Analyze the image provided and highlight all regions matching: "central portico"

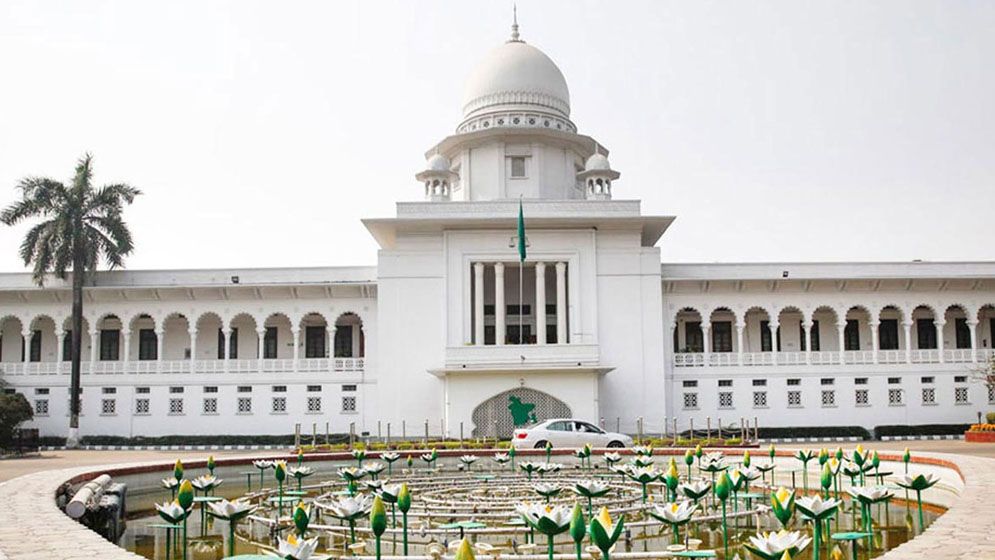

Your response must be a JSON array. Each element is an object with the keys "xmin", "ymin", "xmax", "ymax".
[{"xmin": 365, "ymin": 22, "xmax": 671, "ymax": 437}]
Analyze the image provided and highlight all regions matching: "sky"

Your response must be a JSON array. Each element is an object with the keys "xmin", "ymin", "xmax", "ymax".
[{"xmin": 0, "ymin": 0, "xmax": 993, "ymax": 273}]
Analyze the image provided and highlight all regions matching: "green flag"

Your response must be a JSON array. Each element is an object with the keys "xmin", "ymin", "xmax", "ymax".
[{"xmin": 517, "ymin": 199, "xmax": 526, "ymax": 262}]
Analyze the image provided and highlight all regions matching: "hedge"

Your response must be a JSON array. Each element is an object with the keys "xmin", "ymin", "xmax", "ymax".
[{"xmin": 757, "ymin": 426, "xmax": 872, "ymax": 440}]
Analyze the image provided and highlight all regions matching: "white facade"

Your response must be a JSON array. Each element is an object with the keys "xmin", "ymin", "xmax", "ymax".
[{"xmin": 2, "ymin": 25, "xmax": 994, "ymax": 439}]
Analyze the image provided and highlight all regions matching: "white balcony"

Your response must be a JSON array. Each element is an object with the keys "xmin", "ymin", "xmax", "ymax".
[
  {"xmin": 441, "ymin": 343, "xmax": 603, "ymax": 374},
  {"xmin": 0, "ymin": 357, "xmax": 365, "ymax": 376},
  {"xmin": 673, "ymin": 348, "xmax": 992, "ymax": 368}
]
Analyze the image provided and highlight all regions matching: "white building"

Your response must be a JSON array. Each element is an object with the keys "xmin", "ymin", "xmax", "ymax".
[{"xmin": 2, "ymin": 24, "xmax": 994, "ymax": 440}]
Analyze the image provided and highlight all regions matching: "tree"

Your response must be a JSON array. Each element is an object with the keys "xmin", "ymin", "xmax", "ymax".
[
  {"xmin": 970, "ymin": 354, "xmax": 995, "ymax": 421},
  {"xmin": 1, "ymin": 154, "xmax": 140, "ymax": 447},
  {"xmin": 0, "ymin": 391, "xmax": 33, "ymax": 452}
]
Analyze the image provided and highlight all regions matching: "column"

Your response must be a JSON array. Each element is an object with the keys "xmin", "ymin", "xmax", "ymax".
[
  {"xmin": 257, "ymin": 328, "xmax": 266, "ymax": 373},
  {"xmin": 329, "ymin": 327, "xmax": 337, "ymax": 370},
  {"xmin": 473, "ymin": 262, "xmax": 485, "ymax": 345},
  {"xmin": 292, "ymin": 327, "xmax": 301, "ymax": 366},
  {"xmin": 535, "ymin": 262, "xmax": 547, "ymax": 344},
  {"xmin": 21, "ymin": 330, "xmax": 31, "ymax": 362},
  {"xmin": 188, "ymin": 328, "xmax": 197, "ymax": 375},
  {"xmin": 494, "ymin": 262, "xmax": 506, "ymax": 346},
  {"xmin": 969, "ymin": 320, "xmax": 979, "ymax": 363},
  {"xmin": 121, "ymin": 331, "xmax": 130, "ymax": 373},
  {"xmin": 702, "ymin": 322, "xmax": 711, "ymax": 367},
  {"xmin": 669, "ymin": 323, "xmax": 677, "ymax": 364},
  {"xmin": 837, "ymin": 323, "xmax": 847, "ymax": 365},
  {"xmin": 155, "ymin": 327, "xmax": 164, "ymax": 373},
  {"xmin": 555, "ymin": 262, "xmax": 567, "ymax": 344},
  {"xmin": 903, "ymin": 321, "xmax": 913, "ymax": 364},
  {"xmin": 222, "ymin": 327, "xmax": 231, "ymax": 373},
  {"xmin": 89, "ymin": 329, "xmax": 99, "ymax": 370},
  {"xmin": 736, "ymin": 324, "xmax": 745, "ymax": 366},
  {"xmin": 936, "ymin": 320, "xmax": 946, "ymax": 363},
  {"xmin": 802, "ymin": 321, "xmax": 812, "ymax": 365},
  {"xmin": 55, "ymin": 329, "xmax": 64, "ymax": 373},
  {"xmin": 769, "ymin": 320, "xmax": 779, "ymax": 364},
  {"xmin": 870, "ymin": 321, "xmax": 880, "ymax": 364}
]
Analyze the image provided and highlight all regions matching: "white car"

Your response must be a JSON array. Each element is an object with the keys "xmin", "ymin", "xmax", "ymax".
[{"xmin": 511, "ymin": 418, "xmax": 633, "ymax": 450}]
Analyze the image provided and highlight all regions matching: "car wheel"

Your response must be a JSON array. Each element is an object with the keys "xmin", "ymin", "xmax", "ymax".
[
  {"xmin": 607, "ymin": 440, "xmax": 625, "ymax": 448},
  {"xmin": 534, "ymin": 440, "xmax": 549, "ymax": 449}
]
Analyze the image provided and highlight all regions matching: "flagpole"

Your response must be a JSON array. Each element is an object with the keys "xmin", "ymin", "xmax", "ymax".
[{"xmin": 519, "ymin": 259, "xmax": 524, "ymax": 345}]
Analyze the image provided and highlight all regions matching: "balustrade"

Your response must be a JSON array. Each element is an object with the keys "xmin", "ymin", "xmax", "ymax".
[{"xmin": 0, "ymin": 357, "xmax": 365, "ymax": 376}]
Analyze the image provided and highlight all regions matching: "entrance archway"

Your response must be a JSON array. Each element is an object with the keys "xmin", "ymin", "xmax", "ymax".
[{"xmin": 471, "ymin": 388, "xmax": 571, "ymax": 438}]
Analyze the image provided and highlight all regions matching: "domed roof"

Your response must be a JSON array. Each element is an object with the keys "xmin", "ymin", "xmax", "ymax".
[
  {"xmin": 585, "ymin": 153, "xmax": 611, "ymax": 171},
  {"xmin": 461, "ymin": 40, "xmax": 570, "ymax": 120},
  {"xmin": 426, "ymin": 153, "xmax": 451, "ymax": 172}
]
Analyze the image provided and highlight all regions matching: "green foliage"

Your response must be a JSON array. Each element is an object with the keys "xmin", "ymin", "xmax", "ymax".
[
  {"xmin": 0, "ymin": 393, "xmax": 33, "ymax": 451},
  {"xmin": 986, "ymin": 412, "xmax": 995, "ymax": 424},
  {"xmin": 873, "ymin": 424, "xmax": 971, "ymax": 438}
]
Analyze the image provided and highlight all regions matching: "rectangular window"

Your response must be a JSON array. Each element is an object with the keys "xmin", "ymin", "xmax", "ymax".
[
  {"xmin": 101, "ymin": 399, "xmax": 116, "ymax": 415},
  {"xmin": 507, "ymin": 304, "xmax": 531, "ymax": 316},
  {"xmin": 916, "ymin": 318, "xmax": 937, "ymax": 349},
  {"xmin": 809, "ymin": 320, "xmax": 821, "ymax": 351},
  {"xmin": 821, "ymin": 378, "xmax": 835, "ymax": 385},
  {"xmin": 272, "ymin": 397, "xmax": 287, "ymax": 413},
  {"xmin": 787, "ymin": 390, "xmax": 802, "ymax": 407},
  {"xmin": 879, "ymin": 319, "xmax": 899, "ymax": 350},
  {"xmin": 169, "ymin": 386, "xmax": 184, "ymax": 394},
  {"xmin": 334, "ymin": 326, "xmax": 353, "ymax": 357},
  {"xmin": 760, "ymin": 320, "xmax": 773, "ymax": 352},
  {"xmin": 682, "ymin": 392, "xmax": 698, "ymax": 409},
  {"xmin": 855, "ymin": 389, "xmax": 869, "ymax": 406},
  {"xmin": 682, "ymin": 380, "xmax": 698, "ymax": 388},
  {"xmin": 753, "ymin": 391, "xmax": 768, "ymax": 408},
  {"xmin": 888, "ymin": 388, "xmax": 904, "ymax": 406},
  {"xmin": 855, "ymin": 377, "xmax": 868, "ymax": 385},
  {"xmin": 922, "ymin": 387, "xmax": 936, "ymax": 405},
  {"xmin": 888, "ymin": 377, "xmax": 902, "ymax": 384},
  {"xmin": 307, "ymin": 385, "xmax": 322, "ymax": 392},
  {"xmin": 921, "ymin": 376, "xmax": 934, "ymax": 384},
  {"xmin": 712, "ymin": 321, "xmax": 733, "ymax": 352},
  {"xmin": 34, "ymin": 399, "xmax": 49, "ymax": 415},
  {"xmin": 237, "ymin": 386, "xmax": 252, "ymax": 393},
  {"xmin": 844, "ymin": 320, "xmax": 860, "ymax": 351},
  {"xmin": 102, "ymin": 387, "xmax": 116, "ymax": 394},
  {"xmin": 264, "ymin": 327, "xmax": 278, "ymax": 359},
  {"xmin": 955, "ymin": 387, "xmax": 969, "ymax": 404},
  {"xmin": 169, "ymin": 398, "xmax": 184, "ymax": 415},
  {"xmin": 136, "ymin": 386, "xmax": 150, "ymax": 394},
  {"xmin": 218, "ymin": 328, "xmax": 238, "ymax": 359},
  {"xmin": 787, "ymin": 378, "xmax": 801, "ymax": 386},
  {"xmin": 955, "ymin": 318, "xmax": 971, "ymax": 349},
  {"xmin": 135, "ymin": 398, "xmax": 150, "ymax": 415},
  {"xmin": 506, "ymin": 324, "xmax": 532, "ymax": 345},
  {"xmin": 305, "ymin": 326, "xmax": 326, "ymax": 358},
  {"xmin": 203, "ymin": 398, "xmax": 218, "ymax": 414},
  {"xmin": 752, "ymin": 379, "xmax": 766, "ymax": 387},
  {"xmin": 204, "ymin": 386, "xmax": 218, "ymax": 393},
  {"xmin": 546, "ymin": 323, "xmax": 558, "ymax": 345},
  {"xmin": 138, "ymin": 329, "xmax": 157, "ymax": 360},
  {"xmin": 718, "ymin": 379, "xmax": 733, "ymax": 387},
  {"xmin": 34, "ymin": 388, "xmax": 49, "ymax": 395},
  {"xmin": 954, "ymin": 376, "xmax": 968, "ymax": 383},
  {"xmin": 99, "ymin": 329, "xmax": 120, "ymax": 361},
  {"xmin": 339, "ymin": 396, "xmax": 354, "ymax": 413},
  {"xmin": 718, "ymin": 392, "xmax": 733, "ymax": 409},
  {"xmin": 510, "ymin": 156, "xmax": 527, "ymax": 178},
  {"xmin": 237, "ymin": 397, "xmax": 252, "ymax": 414},
  {"xmin": 29, "ymin": 330, "xmax": 41, "ymax": 362},
  {"xmin": 484, "ymin": 325, "xmax": 496, "ymax": 346},
  {"xmin": 272, "ymin": 385, "xmax": 287, "ymax": 393},
  {"xmin": 308, "ymin": 396, "xmax": 323, "ymax": 412},
  {"xmin": 821, "ymin": 390, "xmax": 836, "ymax": 407},
  {"xmin": 684, "ymin": 322, "xmax": 703, "ymax": 353}
]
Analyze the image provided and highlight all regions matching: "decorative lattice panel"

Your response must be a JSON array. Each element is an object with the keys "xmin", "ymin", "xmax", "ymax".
[{"xmin": 471, "ymin": 387, "xmax": 571, "ymax": 439}]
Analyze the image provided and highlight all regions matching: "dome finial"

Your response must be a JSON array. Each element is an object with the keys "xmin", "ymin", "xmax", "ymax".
[{"xmin": 510, "ymin": 4, "xmax": 521, "ymax": 42}]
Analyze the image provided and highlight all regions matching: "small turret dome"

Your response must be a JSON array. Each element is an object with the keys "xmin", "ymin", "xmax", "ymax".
[
  {"xmin": 585, "ymin": 153, "xmax": 611, "ymax": 171},
  {"xmin": 427, "ymin": 153, "xmax": 451, "ymax": 172}
]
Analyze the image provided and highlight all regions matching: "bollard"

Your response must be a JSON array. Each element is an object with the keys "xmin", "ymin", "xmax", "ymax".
[
  {"xmin": 637, "ymin": 417, "xmax": 643, "ymax": 444},
  {"xmin": 294, "ymin": 423, "xmax": 301, "ymax": 449},
  {"xmin": 377, "ymin": 420, "xmax": 382, "ymax": 442},
  {"xmin": 753, "ymin": 417, "xmax": 759, "ymax": 443},
  {"xmin": 402, "ymin": 420, "xmax": 406, "ymax": 440},
  {"xmin": 706, "ymin": 416, "xmax": 711, "ymax": 442},
  {"xmin": 349, "ymin": 422, "xmax": 356, "ymax": 448},
  {"xmin": 325, "ymin": 422, "xmax": 330, "ymax": 445},
  {"xmin": 460, "ymin": 422, "xmax": 464, "ymax": 447},
  {"xmin": 424, "ymin": 419, "xmax": 429, "ymax": 443},
  {"xmin": 387, "ymin": 423, "xmax": 392, "ymax": 448},
  {"xmin": 616, "ymin": 417, "xmax": 621, "ymax": 432},
  {"xmin": 718, "ymin": 418, "xmax": 722, "ymax": 440},
  {"xmin": 689, "ymin": 418, "xmax": 694, "ymax": 442},
  {"xmin": 312, "ymin": 422, "xmax": 317, "ymax": 446},
  {"xmin": 672, "ymin": 417, "xmax": 678, "ymax": 445}
]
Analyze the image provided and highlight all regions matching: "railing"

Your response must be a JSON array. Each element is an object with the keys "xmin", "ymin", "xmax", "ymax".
[
  {"xmin": 0, "ymin": 357, "xmax": 365, "ymax": 376},
  {"xmin": 673, "ymin": 348, "xmax": 992, "ymax": 367}
]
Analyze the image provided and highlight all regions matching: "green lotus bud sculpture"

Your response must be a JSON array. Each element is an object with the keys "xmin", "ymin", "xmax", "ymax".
[
  {"xmin": 715, "ymin": 471, "xmax": 732, "ymax": 558},
  {"xmin": 293, "ymin": 501, "xmax": 310, "ymax": 537},
  {"xmin": 455, "ymin": 538, "xmax": 475, "ymax": 560},
  {"xmin": 206, "ymin": 455, "xmax": 216, "ymax": 476},
  {"xmin": 743, "ymin": 450, "xmax": 752, "ymax": 468},
  {"xmin": 663, "ymin": 458, "xmax": 680, "ymax": 502},
  {"xmin": 771, "ymin": 487, "xmax": 795, "ymax": 528},
  {"xmin": 569, "ymin": 503, "xmax": 586, "ymax": 560},
  {"xmin": 274, "ymin": 460, "xmax": 288, "ymax": 519},
  {"xmin": 589, "ymin": 507, "xmax": 625, "ymax": 560},
  {"xmin": 176, "ymin": 479, "xmax": 194, "ymax": 560},
  {"xmin": 398, "ymin": 483, "xmax": 412, "ymax": 555},
  {"xmin": 174, "ymin": 459, "xmax": 184, "ymax": 483},
  {"xmin": 370, "ymin": 495, "xmax": 388, "ymax": 560}
]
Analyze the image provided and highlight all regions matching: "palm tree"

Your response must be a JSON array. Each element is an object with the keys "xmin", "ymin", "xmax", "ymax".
[{"xmin": 1, "ymin": 154, "xmax": 140, "ymax": 447}]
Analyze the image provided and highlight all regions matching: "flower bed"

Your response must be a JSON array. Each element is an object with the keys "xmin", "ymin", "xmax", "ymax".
[{"xmin": 965, "ymin": 424, "xmax": 995, "ymax": 442}]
